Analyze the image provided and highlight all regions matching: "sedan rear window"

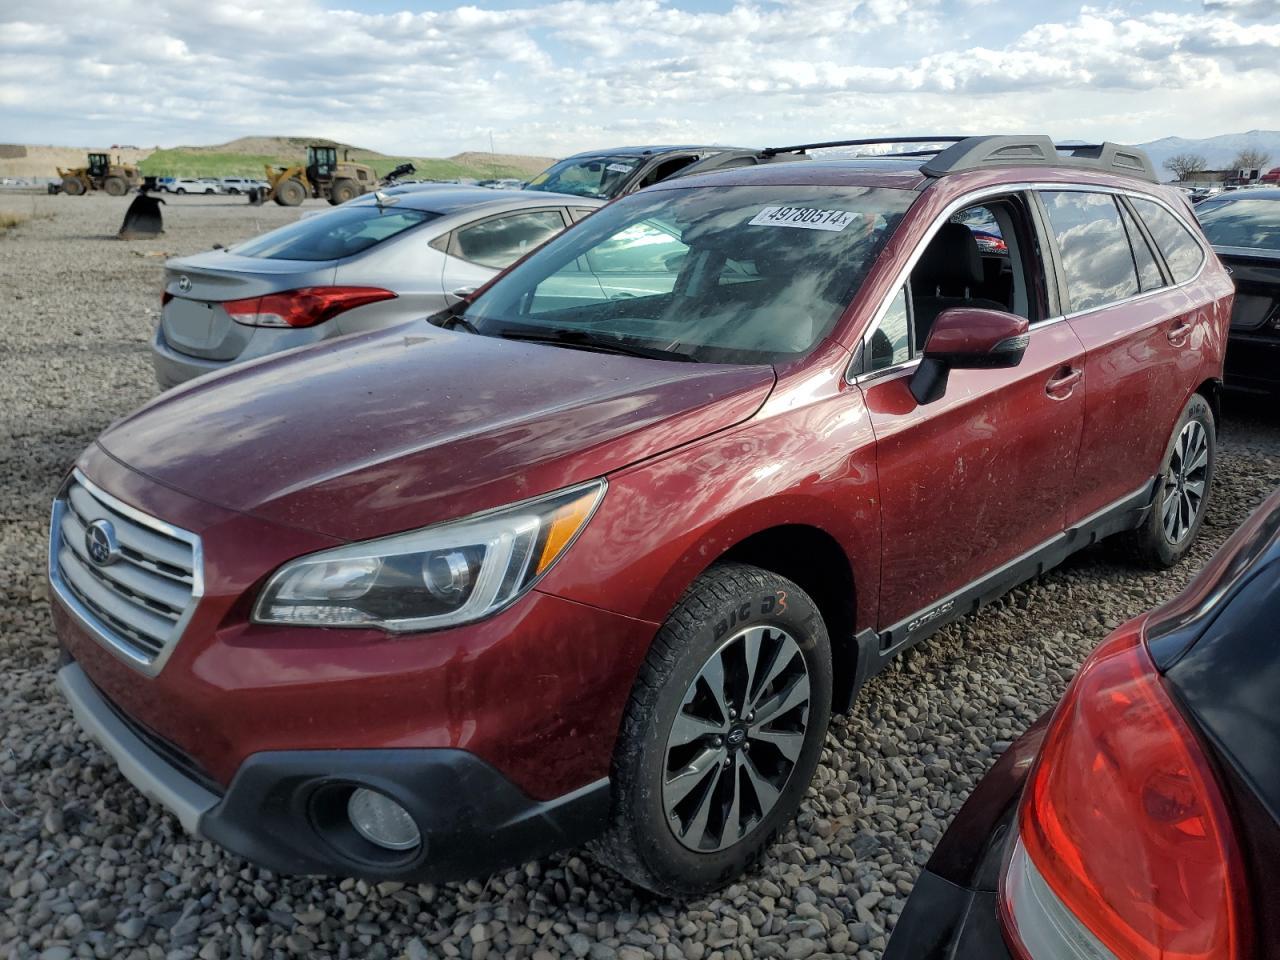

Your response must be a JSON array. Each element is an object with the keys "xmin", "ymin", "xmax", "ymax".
[
  {"xmin": 464, "ymin": 184, "xmax": 914, "ymax": 364},
  {"xmin": 1196, "ymin": 198, "xmax": 1280, "ymax": 253},
  {"xmin": 232, "ymin": 206, "xmax": 439, "ymax": 261}
]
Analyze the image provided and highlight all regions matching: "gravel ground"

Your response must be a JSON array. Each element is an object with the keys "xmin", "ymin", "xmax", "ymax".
[{"xmin": 2, "ymin": 192, "xmax": 1279, "ymax": 960}]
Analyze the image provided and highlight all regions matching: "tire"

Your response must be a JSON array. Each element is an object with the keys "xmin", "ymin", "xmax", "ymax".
[
  {"xmin": 103, "ymin": 176, "xmax": 128, "ymax": 197},
  {"xmin": 329, "ymin": 178, "xmax": 358, "ymax": 205},
  {"xmin": 176, "ymin": 188, "xmax": 187, "ymax": 195},
  {"xmin": 227, "ymin": 188, "xmax": 240, "ymax": 195},
  {"xmin": 62, "ymin": 177, "xmax": 85, "ymax": 196},
  {"xmin": 276, "ymin": 178, "xmax": 306, "ymax": 206},
  {"xmin": 1120, "ymin": 393, "xmax": 1215, "ymax": 567},
  {"xmin": 591, "ymin": 562, "xmax": 832, "ymax": 896}
]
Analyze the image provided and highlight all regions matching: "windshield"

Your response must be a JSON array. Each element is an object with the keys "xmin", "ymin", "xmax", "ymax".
[
  {"xmin": 524, "ymin": 156, "xmax": 641, "ymax": 199},
  {"xmin": 1198, "ymin": 198, "xmax": 1280, "ymax": 252},
  {"xmin": 463, "ymin": 184, "xmax": 915, "ymax": 364},
  {"xmin": 231, "ymin": 205, "xmax": 439, "ymax": 261}
]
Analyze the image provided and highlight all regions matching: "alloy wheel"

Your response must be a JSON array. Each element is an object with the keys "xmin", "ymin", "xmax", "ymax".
[
  {"xmin": 662, "ymin": 626, "xmax": 810, "ymax": 852},
  {"xmin": 1161, "ymin": 419, "xmax": 1209, "ymax": 544}
]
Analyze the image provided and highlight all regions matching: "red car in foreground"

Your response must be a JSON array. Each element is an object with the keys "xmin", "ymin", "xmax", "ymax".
[
  {"xmin": 885, "ymin": 487, "xmax": 1280, "ymax": 960},
  {"xmin": 49, "ymin": 135, "xmax": 1233, "ymax": 894}
]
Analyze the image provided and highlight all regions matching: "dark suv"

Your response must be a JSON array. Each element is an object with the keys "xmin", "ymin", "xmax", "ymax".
[
  {"xmin": 523, "ymin": 144, "xmax": 797, "ymax": 200},
  {"xmin": 49, "ymin": 136, "xmax": 1234, "ymax": 895}
]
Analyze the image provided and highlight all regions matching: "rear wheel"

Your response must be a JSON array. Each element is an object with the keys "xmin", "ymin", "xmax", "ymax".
[
  {"xmin": 176, "ymin": 187, "xmax": 187, "ymax": 195},
  {"xmin": 275, "ymin": 178, "xmax": 306, "ymax": 206},
  {"xmin": 103, "ymin": 176, "xmax": 128, "ymax": 197},
  {"xmin": 1121, "ymin": 393, "xmax": 1215, "ymax": 567},
  {"xmin": 61, "ymin": 177, "xmax": 85, "ymax": 196},
  {"xmin": 329, "ymin": 178, "xmax": 358, "ymax": 205},
  {"xmin": 591, "ymin": 563, "xmax": 832, "ymax": 895}
]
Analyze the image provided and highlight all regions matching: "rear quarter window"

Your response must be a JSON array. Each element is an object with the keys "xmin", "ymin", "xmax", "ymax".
[{"xmin": 1131, "ymin": 197, "xmax": 1206, "ymax": 283}]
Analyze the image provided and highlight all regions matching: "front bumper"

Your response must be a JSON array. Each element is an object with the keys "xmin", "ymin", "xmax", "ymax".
[
  {"xmin": 58, "ymin": 662, "xmax": 610, "ymax": 881},
  {"xmin": 883, "ymin": 716, "xmax": 1048, "ymax": 960}
]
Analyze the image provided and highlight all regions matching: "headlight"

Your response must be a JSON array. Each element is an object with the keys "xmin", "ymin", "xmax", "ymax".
[{"xmin": 252, "ymin": 480, "xmax": 605, "ymax": 631}]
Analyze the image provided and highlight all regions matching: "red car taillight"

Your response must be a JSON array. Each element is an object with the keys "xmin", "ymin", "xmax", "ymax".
[
  {"xmin": 161, "ymin": 291, "xmax": 174, "ymax": 307},
  {"xmin": 1000, "ymin": 623, "xmax": 1249, "ymax": 960},
  {"xmin": 223, "ymin": 287, "xmax": 397, "ymax": 329}
]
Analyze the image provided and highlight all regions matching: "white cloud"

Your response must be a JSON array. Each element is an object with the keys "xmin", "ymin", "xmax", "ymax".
[{"xmin": 0, "ymin": 0, "xmax": 1277, "ymax": 155}]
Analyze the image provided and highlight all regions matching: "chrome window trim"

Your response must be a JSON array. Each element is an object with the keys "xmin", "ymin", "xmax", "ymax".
[
  {"xmin": 849, "ymin": 182, "xmax": 1210, "ymax": 385},
  {"xmin": 48, "ymin": 469, "xmax": 204, "ymax": 678}
]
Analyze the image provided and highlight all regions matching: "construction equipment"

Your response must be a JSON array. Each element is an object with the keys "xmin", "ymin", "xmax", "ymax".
[
  {"xmin": 260, "ymin": 145, "xmax": 414, "ymax": 207},
  {"xmin": 57, "ymin": 152, "xmax": 142, "ymax": 197},
  {"xmin": 118, "ymin": 177, "xmax": 165, "ymax": 239}
]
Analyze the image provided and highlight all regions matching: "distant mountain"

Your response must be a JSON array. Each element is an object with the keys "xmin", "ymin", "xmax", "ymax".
[{"xmin": 1135, "ymin": 130, "xmax": 1280, "ymax": 176}]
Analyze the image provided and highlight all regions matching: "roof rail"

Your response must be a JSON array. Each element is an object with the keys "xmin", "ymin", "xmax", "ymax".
[
  {"xmin": 919, "ymin": 136, "xmax": 1157, "ymax": 183},
  {"xmin": 760, "ymin": 137, "xmax": 967, "ymax": 158},
  {"xmin": 760, "ymin": 134, "xmax": 1158, "ymax": 183}
]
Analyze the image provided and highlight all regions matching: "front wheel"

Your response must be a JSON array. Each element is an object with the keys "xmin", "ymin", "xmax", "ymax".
[
  {"xmin": 1122, "ymin": 393, "xmax": 1215, "ymax": 567},
  {"xmin": 275, "ymin": 178, "xmax": 306, "ymax": 206},
  {"xmin": 591, "ymin": 563, "xmax": 832, "ymax": 895},
  {"xmin": 175, "ymin": 187, "xmax": 186, "ymax": 194}
]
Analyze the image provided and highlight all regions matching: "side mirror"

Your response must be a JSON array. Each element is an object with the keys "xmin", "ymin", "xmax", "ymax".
[{"xmin": 909, "ymin": 307, "xmax": 1030, "ymax": 405}]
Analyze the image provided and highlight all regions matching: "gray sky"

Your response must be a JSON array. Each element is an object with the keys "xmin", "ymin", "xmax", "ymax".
[{"xmin": 2, "ymin": 0, "xmax": 1278, "ymax": 155}]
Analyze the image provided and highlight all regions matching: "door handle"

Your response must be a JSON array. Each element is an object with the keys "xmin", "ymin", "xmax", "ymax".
[
  {"xmin": 1168, "ymin": 317, "xmax": 1194, "ymax": 345},
  {"xmin": 1045, "ymin": 366, "xmax": 1083, "ymax": 400}
]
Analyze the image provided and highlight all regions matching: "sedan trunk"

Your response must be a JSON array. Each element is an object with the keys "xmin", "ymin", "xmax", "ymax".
[{"xmin": 161, "ymin": 252, "xmax": 337, "ymax": 359}]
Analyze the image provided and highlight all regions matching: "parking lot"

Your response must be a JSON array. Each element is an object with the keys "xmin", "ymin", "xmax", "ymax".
[{"xmin": 3, "ymin": 192, "xmax": 1279, "ymax": 960}]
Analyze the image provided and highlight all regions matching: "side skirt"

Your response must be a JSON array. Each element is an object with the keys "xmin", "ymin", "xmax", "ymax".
[{"xmin": 841, "ymin": 479, "xmax": 1157, "ymax": 711}]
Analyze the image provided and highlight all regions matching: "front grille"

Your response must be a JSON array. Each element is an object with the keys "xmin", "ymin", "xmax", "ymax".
[{"xmin": 49, "ymin": 471, "xmax": 203, "ymax": 675}]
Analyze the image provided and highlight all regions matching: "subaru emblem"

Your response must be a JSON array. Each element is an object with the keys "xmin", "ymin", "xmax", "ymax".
[{"xmin": 84, "ymin": 518, "xmax": 121, "ymax": 567}]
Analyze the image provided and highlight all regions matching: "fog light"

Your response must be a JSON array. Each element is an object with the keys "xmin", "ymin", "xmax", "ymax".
[{"xmin": 347, "ymin": 788, "xmax": 421, "ymax": 851}]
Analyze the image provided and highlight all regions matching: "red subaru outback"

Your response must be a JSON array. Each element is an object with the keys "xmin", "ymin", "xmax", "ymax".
[{"xmin": 50, "ymin": 136, "xmax": 1233, "ymax": 895}]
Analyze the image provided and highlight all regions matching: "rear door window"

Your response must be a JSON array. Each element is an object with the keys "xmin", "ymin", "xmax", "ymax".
[
  {"xmin": 1039, "ymin": 191, "xmax": 1139, "ymax": 313},
  {"xmin": 452, "ymin": 209, "xmax": 567, "ymax": 268},
  {"xmin": 1131, "ymin": 197, "xmax": 1207, "ymax": 282}
]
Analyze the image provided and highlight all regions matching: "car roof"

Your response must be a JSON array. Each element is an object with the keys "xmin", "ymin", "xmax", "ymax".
[
  {"xmin": 1201, "ymin": 189, "xmax": 1280, "ymax": 201},
  {"xmin": 345, "ymin": 185, "xmax": 602, "ymax": 215},
  {"xmin": 560, "ymin": 145, "xmax": 751, "ymax": 160}
]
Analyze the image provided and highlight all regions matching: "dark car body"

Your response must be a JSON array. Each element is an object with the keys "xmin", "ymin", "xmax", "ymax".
[
  {"xmin": 49, "ymin": 137, "xmax": 1234, "ymax": 889},
  {"xmin": 885, "ymin": 488, "xmax": 1280, "ymax": 960},
  {"xmin": 1195, "ymin": 191, "xmax": 1280, "ymax": 395}
]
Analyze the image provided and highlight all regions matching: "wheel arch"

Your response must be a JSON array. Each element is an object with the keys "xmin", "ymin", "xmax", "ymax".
[
  {"xmin": 1194, "ymin": 376, "xmax": 1222, "ymax": 430},
  {"xmin": 706, "ymin": 523, "xmax": 862, "ymax": 713}
]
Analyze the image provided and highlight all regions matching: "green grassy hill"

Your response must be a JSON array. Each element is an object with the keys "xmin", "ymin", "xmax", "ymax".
[{"xmin": 139, "ymin": 145, "xmax": 548, "ymax": 181}]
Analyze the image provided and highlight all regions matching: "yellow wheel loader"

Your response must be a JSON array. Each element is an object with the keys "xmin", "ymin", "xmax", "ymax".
[
  {"xmin": 57, "ymin": 153, "xmax": 142, "ymax": 197},
  {"xmin": 259, "ymin": 145, "xmax": 414, "ymax": 207}
]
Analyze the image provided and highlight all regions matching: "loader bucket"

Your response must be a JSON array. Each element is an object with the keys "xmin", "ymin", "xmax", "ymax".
[{"xmin": 118, "ymin": 193, "xmax": 164, "ymax": 239}]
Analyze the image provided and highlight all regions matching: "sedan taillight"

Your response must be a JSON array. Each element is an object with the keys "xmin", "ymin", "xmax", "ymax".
[
  {"xmin": 223, "ymin": 287, "xmax": 397, "ymax": 328},
  {"xmin": 1000, "ymin": 623, "xmax": 1249, "ymax": 960}
]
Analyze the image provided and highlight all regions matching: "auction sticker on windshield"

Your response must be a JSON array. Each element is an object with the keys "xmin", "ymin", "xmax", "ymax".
[{"xmin": 748, "ymin": 206, "xmax": 855, "ymax": 232}]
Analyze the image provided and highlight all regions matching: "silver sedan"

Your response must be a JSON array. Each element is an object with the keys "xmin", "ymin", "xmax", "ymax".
[{"xmin": 150, "ymin": 187, "xmax": 602, "ymax": 388}]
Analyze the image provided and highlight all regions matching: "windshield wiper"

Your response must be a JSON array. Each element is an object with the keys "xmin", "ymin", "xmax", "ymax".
[
  {"xmin": 428, "ymin": 306, "xmax": 479, "ymax": 334},
  {"xmin": 495, "ymin": 327, "xmax": 698, "ymax": 362}
]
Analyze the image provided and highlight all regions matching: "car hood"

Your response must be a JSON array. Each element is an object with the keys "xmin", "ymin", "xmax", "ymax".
[{"xmin": 99, "ymin": 325, "xmax": 775, "ymax": 540}]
